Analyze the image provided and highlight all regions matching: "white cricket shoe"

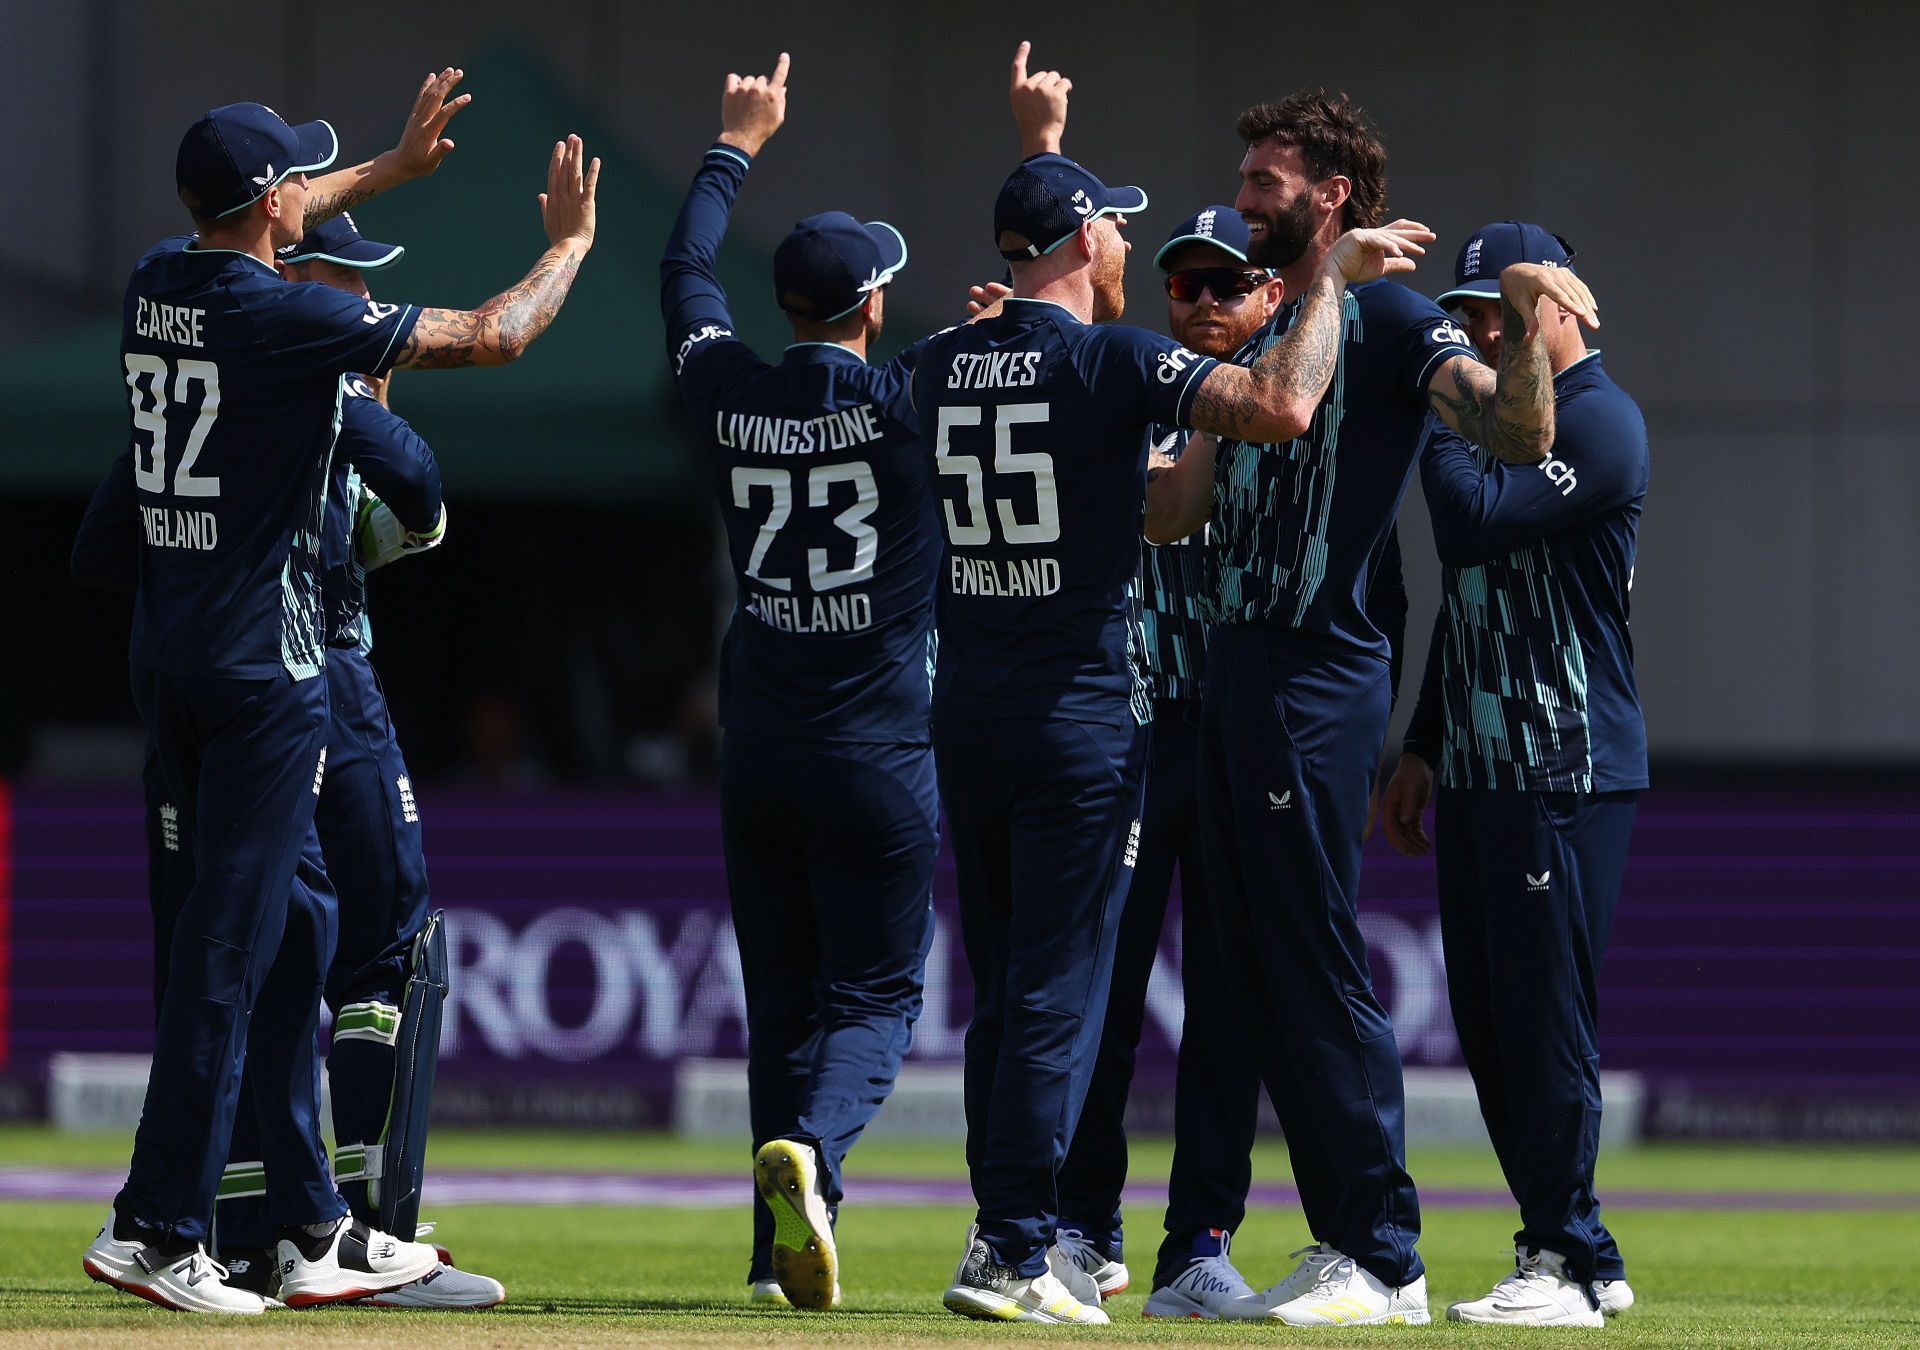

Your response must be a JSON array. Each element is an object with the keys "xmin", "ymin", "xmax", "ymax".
[
  {"xmin": 749, "ymin": 1277, "xmax": 791, "ymax": 1307},
  {"xmin": 754, "ymin": 1139, "xmax": 840, "ymax": 1309},
  {"xmin": 1219, "ymin": 1241, "xmax": 1342, "ymax": 1320},
  {"xmin": 1447, "ymin": 1249, "xmax": 1603, "ymax": 1327},
  {"xmin": 1052, "ymin": 1228, "xmax": 1130, "ymax": 1298},
  {"xmin": 363, "ymin": 1262, "xmax": 506, "ymax": 1308},
  {"xmin": 82, "ymin": 1214, "xmax": 267, "ymax": 1315},
  {"xmin": 943, "ymin": 1225, "xmax": 1110, "ymax": 1325},
  {"xmin": 1142, "ymin": 1229, "xmax": 1258, "ymax": 1319},
  {"xmin": 1266, "ymin": 1249, "xmax": 1430, "ymax": 1326},
  {"xmin": 276, "ymin": 1217, "xmax": 439, "ymax": 1307},
  {"xmin": 1594, "ymin": 1277, "xmax": 1635, "ymax": 1315}
]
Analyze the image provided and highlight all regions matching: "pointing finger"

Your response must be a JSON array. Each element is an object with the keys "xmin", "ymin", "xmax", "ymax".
[
  {"xmin": 771, "ymin": 52, "xmax": 790, "ymax": 89},
  {"xmin": 1012, "ymin": 40, "xmax": 1030, "ymax": 81}
]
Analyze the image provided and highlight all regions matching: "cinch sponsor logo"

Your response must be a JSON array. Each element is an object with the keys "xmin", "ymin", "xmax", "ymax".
[
  {"xmin": 673, "ymin": 323, "xmax": 733, "ymax": 375},
  {"xmin": 1538, "ymin": 456, "xmax": 1577, "ymax": 497},
  {"xmin": 1155, "ymin": 346, "xmax": 1201, "ymax": 385}
]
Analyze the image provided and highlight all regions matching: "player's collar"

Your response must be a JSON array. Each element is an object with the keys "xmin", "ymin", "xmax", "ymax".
[
  {"xmin": 782, "ymin": 341, "xmax": 868, "ymax": 366},
  {"xmin": 1553, "ymin": 349, "xmax": 1602, "ymax": 383},
  {"xmin": 180, "ymin": 237, "xmax": 278, "ymax": 275}
]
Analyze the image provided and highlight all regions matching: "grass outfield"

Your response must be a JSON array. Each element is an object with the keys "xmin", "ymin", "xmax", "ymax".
[{"xmin": 1, "ymin": 1129, "xmax": 1916, "ymax": 1346}]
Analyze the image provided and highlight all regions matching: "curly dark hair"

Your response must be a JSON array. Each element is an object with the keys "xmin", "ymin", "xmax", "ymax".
[{"xmin": 1236, "ymin": 91, "xmax": 1388, "ymax": 231}]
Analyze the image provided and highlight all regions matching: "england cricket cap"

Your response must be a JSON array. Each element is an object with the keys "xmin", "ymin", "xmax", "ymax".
[
  {"xmin": 994, "ymin": 153, "xmax": 1148, "ymax": 261},
  {"xmin": 773, "ymin": 212, "xmax": 908, "ymax": 322},
  {"xmin": 1437, "ymin": 220, "xmax": 1573, "ymax": 308},
  {"xmin": 1153, "ymin": 205, "xmax": 1257, "ymax": 271},
  {"xmin": 277, "ymin": 212, "xmax": 404, "ymax": 269},
  {"xmin": 177, "ymin": 102, "xmax": 338, "ymax": 220}
]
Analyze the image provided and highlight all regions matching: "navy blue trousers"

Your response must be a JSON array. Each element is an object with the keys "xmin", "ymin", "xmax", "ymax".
[
  {"xmin": 1435, "ymin": 787, "xmax": 1636, "ymax": 1285},
  {"xmin": 146, "ymin": 649, "xmax": 433, "ymax": 1244},
  {"xmin": 720, "ymin": 733, "xmax": 938, "ymax": 1285},
  {"xmin": 1197, "ymin": 625, "xmax": 1423, "ymax": 1287},
  {"xmin": 1054, "ymin": 700, "xmax": 1259, "ymax": 1284},
  {"xmin": 123, "ymin": 669, "xmax": 343, "ymax": 1242},
  {"xmin": 936, "ymin": 715, "xmax": 1149, "ymax": 1276}
]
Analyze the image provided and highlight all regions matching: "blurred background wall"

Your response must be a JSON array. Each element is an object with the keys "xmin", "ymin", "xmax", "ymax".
[{"xmin": 3, "ymin": 0, "xmax": 1918, "ymax": 778}]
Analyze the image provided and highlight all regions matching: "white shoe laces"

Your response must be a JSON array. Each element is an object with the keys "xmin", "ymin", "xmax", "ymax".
[{"xmin": 184, "ymin": 1245, "xmax": 231, "ymax": 1285}]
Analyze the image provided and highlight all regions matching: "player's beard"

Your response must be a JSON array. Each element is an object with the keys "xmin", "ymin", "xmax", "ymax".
[
  {"xmin": 1090, "ymin": 234, "xmax": 1127, "ymax": 323},
  {"xmin": 1245, "ymin": 190, "xmax": 1316, "ymax": 270}
]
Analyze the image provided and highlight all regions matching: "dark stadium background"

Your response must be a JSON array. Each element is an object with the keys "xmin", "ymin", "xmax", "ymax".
[{"xmin": 1, "ymin": 2, "xmax": 1915, "ymax": 1138}]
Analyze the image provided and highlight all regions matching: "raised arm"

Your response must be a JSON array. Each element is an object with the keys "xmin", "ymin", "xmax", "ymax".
[
  {"xmin": 1177, "ymin": 219, "xmax": 1435, "ymax": 446},
  {"xmin": 393, "ymin": 135, "xmax": 597, "ymax": 370},
  {"xmin": 305, "ymin": 68, "xmax": 472, "ymax": 228},
  {"xmin": 660, "ymin": 54, "xmax": 789, "ymax": 353},
  {"xmin": 1424, "ymin": 264, "xmax": 1598, "ymax": 465},
  {"xmin": 1009, "ymin": 41, "xmax": 1070, "ymax": 157}
]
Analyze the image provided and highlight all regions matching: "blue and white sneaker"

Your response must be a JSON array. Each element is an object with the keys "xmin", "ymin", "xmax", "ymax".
[
  {"xmin": 1143, "ymin": 1229, "xmax": 1258, "ymax": 1320},
  {"xmin": 1052, "ymin": 1228, "xmax": 1129, "ymax": 1299}
]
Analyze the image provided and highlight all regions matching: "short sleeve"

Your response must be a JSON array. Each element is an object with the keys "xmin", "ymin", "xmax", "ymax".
[
  {"xmin": 1076, "ymin": 326, "xmax": 1218, "ymax": 432},
  {"xmin": 1374, "ymin": 286, "xmax": 1478, "ymax": 401},
  {"xmin": 262, "ymin": 281, "xmax": 421, "ymax": 380}
]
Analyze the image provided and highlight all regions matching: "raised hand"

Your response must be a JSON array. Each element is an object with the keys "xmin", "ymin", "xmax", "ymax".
[
  {"xmin": 538, "ymin": 135, "xmax": 600, "ymax": 250},
  {"xmin": 1009, "ymin": 40, "xmax": 1070, "ymax": 157},
  {"xmin": 392, "ymin": 68, "xmax": 471, "ymax": 181},
  {"xmin": 1501, "ymin": 261, "xmax": 1599, "ymax": 339},
  {"xmin": 720, "ymin": 53, "xmax": 790, "ymax": 157},
  {"xmin": 1324, "ymin": 219, "xmax": 1435, "ymax": 285}
]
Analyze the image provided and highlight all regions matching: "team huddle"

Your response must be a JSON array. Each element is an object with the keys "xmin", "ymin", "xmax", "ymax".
[{"xmin": 74, "ymin": 39, "xmax": 1648, "ymax": 1330}]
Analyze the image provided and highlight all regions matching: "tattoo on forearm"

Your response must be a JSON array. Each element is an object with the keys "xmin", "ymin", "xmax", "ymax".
[
  {"xmin": 1427, "ymin": 300, "xmax": 1554, "ymax": 464},
  {"xmin": 304, "ymin": 185, "xmax": 374, "ymax": 230},
  {"xmin": 396, "ymin": 246, "xmax": 585, "ymax": 370},
  {"xmin": 1190, "ymin": 275, "xmax": 1343, "ymax": 440}
]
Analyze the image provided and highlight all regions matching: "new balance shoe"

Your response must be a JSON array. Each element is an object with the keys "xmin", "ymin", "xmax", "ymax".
[
  {"xmin": 943, "ymin": 1225, "xmax": 1109, "ymax": 1325},
  {"xmin": 1594, "ymin": 1277, "xmax": 1635, "ymax": 1315},
  {"xmin": 1220, "ymin": 1241, "xmax": 1342, "ymax": 1320},
  {"xmin": 275, "ymin": 1216, "xmax": 439, "ymax": 1307},
  {"xmin": 1051, "ymin": 1228, "xmax": 1128, "ymax": 1299},
  {"xmin": 1266, "ymin": 1250, "xmax": 1430, "ymax": 1326},
  {"xmin": 217, "ymin": 1247, "xmax": 279, "ymax": 1301},
  {"xmin": 363, "ymin": 1262, "xmax": 506, "ymax": 1308},
  {"xmin": 749, "ymin": 1277, "xmax": 791, "ymax": 1307},
  {"xmin": 1142, "ymin": 1228, "xmax": 1257, "ymax": 1319},
  {"xmin": 1447, "ymin": 1249, "xmax": 1602, "ymax": 1327},
  {"xmin": 753, "ymin": 1139, "xmax": 840, "ymax": 1309},
  {"xmin": 82, "ymin": 1213, "xmax": 267, "ymax": 1315}
]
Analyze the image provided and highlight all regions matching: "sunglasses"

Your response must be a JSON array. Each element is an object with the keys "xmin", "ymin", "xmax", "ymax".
[{"xmin": 1164, "ymin": 267, "xmax": 1271, "ymax": 303}]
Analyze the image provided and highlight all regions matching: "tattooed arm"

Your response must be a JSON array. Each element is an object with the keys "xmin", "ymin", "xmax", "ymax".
[
  {"xmin": 1144, "ymin": 430, "xmax": 1217, "ymax": 545},
  {"xmin": 1425, "ymin": 262, "xmax": 1600, "ymax": 465},
  {"xmin": 1185, "ymin": 218, "xmax": 1437, "ymax": 445},
  {"xmin": 394, "ymin": 136, "xmax": 599, "ymax": 370},
  {"xmin": 305, "ymin": 68, "xmax": 472, "ymax": 230}
]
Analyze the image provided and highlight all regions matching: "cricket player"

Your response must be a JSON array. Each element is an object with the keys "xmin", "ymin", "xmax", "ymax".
[
  {"xmin": 1381, "ymin": 222, "xmax": 1648, "ymax": 1327},
  {"xmin": 78, "ymin": 80, "xmax": 597, "ymax": 1312},
  {"xmin": 659, "ymin": 55, "xmax": 941, "ymax": 1312},
  {"xmin": 928, "ymin": 43, "xmax": 1436, "ymax": 1327},
  {"xmin": 1049, "ymin": 206, "xmax": 1281, "ymax": 1311},
  {"xmin": 1144, "ymin": 93, "xmax": 1599, "ymax": 1327}
]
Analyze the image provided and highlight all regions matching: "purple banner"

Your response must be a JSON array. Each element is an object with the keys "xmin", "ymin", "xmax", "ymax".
[{"xmin": 6, "ymin": 782, "xmax": 1919, "ymax": 1138}]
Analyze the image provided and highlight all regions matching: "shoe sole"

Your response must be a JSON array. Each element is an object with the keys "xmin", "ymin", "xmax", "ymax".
[
  {"xmin": 363, "ymin": 1291, "xmax": 507, "ymax": 1309},
  {"xmin": 83, "ymin": 1257, "xmax": 265, "ymax": 1316},
  {"xmin": 282, "ymin": 1253, "xmax": 440, "ymax": 1309},
  {"xmin": 754, "ymin": 1141, "xmax": 838, "ymax": 1311},
  {"xmin": 1448, "ymin": 1306, "xmax": 1602, "ymax": 1327},
  {"xmin": 942, "ymin": 1283, "xmax": 1106, "ymax": 1325},
  {"xmin": 1275, "ymin": 1309, "xmax": 1433, "ymax": 1326}
]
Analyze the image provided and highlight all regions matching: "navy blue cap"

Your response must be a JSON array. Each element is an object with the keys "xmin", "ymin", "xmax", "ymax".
[
  {"xmin": 277, "ymin": 212, "xmax": 404, "ymax": 269},
  {"xmin": 1437, "ymin": 220, "xmax": 1573, "ymax": 308},
  {"xmin": 994, "ymin": 153, "xmax": 1148, "ymax": 261},
  {"xmin": 1152, "ymin": 205, "xmax": 1257, "ymax": 271},
  {"xmin": 773, "ymin": 212, "xmax": 908, "ymax": 323},
  {"xmin": 177, "ymin": 102, "xmax": 338, "ymax": 220}
]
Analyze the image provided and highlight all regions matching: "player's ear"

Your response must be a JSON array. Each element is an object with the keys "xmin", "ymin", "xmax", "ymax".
[
  {"xmin": 1076, "ymin": 220, "xmax": 1098, "ymax": 261},
  {"xmin": 1262, "ymin": 277, "xmax": 1284, "ymax": 319},
  {"xmin": 1318, "ymin": 174, "xmax": 1352, "ymax": 218}
]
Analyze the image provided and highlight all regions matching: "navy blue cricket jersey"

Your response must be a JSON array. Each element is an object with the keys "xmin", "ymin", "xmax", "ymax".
[
  {"xmin": 321, "ymin": 377, "xmax": 444, "ymax": 654},
  {"xmin": 914, "ymin": 299, "xmax": 1217, "ymax": 727},
  {"xmin": 1207, "ymin": 280, "xmax": 1475, "ymax": 657},
  {"xmin": 1405, "ymin": 353, "xmax": 1649, "ymax": 792},
  {"xmin": 120, "ymin": 236, "xmax": 419, "ymax": 680},
  {"xmin": 1140, "ymin": 425, "xmax": 1211, "ymax": 703},
  {"xmin": 662, "ymin": 145, "xmax": 942, "ymax": 745}
]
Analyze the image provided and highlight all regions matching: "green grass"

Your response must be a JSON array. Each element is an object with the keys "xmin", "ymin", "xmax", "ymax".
[{"xmin": 1, "ymin": 1130, "xmax": 1917, "ymax": 1345}]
